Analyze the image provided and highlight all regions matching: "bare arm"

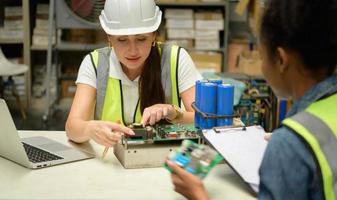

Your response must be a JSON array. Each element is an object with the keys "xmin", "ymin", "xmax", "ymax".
[
  {"xmin": 65, "ymin": 84, "xmax": 134, "ymax": 146},
  {"xmin": 178, "ymin": 85, "xmax": 196, "ymax": 124},
  {"xmin": 65, "ymin": 84, "xmax": 96, "ymax": 143}
]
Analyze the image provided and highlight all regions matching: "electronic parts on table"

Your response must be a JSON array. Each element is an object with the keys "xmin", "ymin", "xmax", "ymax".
[
  {"xmin": 114, "ymin": 123, "xmax": 200, "ymax": 169},
  {"xmin": 125, "ymin": 123, "xmax": 199, "ymax": 143},
  {"xmin": 165, "ymin": 140, "xmax": 223, "ymax": 179},
  {"xmin": 236, "ymin": 78, "xmax": 274, "ymax": 131},
  {"xmin": 235, "ymin": 99, "xmax": 267, "ymax": 127},
  {"xmin": 156, "ymin": 124, "xmax": 198, "ymax": 140}
]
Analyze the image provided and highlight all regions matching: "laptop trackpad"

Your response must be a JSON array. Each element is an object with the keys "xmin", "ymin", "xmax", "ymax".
[
  {"xmin": 22, "ymin": 136, "xmax": 72, "ymax": 152},
  {"xmin": 39, "ymin": 142, "xmax": 71, "ymax": 152}
]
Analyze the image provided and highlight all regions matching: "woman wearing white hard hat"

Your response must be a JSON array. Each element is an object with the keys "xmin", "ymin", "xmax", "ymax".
[{"xmin": 65, "ymin": 0, "xmax": 202, "ymax": 147}]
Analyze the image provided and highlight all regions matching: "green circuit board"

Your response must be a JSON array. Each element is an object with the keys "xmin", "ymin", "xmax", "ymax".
[
  {"xmin": 164, "ymin": 140, "xmax": 223, "ymax": 179},
  {"xmin": 126, "ymin": 123, "xmax": 199, "ymax": 142}
]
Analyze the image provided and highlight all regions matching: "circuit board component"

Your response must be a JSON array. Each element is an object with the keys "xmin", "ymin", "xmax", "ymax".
[
  {"xmin": 165, "ymin": 140, "xmax": 223, "ymax": 179},
  {"xmin": 126, "ymin": 123, "xmax": 199, "ymax": 142}
]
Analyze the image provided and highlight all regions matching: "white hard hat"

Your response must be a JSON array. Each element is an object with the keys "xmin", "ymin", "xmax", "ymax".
[{"xmin": 99, "ymin": 0, "xmax": 162, "ymax": 35}]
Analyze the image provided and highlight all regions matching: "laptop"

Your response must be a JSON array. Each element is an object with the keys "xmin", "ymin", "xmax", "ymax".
[{"xmin": 0, "ymin": 99, "xmax": 94, "ymax": 169}]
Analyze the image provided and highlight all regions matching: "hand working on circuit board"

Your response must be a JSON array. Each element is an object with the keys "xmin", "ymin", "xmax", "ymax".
[
  {"xmin": 140, "ymin": 104, "xmax": 181, "ymax": 126},
  {"xmin": 82, "ymin": 120, "xmax": 135, "ymax": 147}
]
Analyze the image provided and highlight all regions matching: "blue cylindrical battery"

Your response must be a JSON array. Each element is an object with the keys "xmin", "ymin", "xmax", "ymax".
[
  {"xmin": 208, "ymin": 79, "xmax": 222, "ymax": 85},
  {"xmin": 199, "ymin": 82, "xmax": 217, "ymax": 129},
  {"xmin": 194, "ymin": 80, "xmax": 208, "ymax": 128},
  {"xmin": 217, "ymin": 84, "xmax": 234, "ymax": 126}
]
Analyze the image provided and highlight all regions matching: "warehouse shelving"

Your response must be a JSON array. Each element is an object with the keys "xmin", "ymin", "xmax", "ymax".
[
  {"xmin": 157, "ymin": 0, "xmax": 230, "ymax": 71},
  {"xmin": 0, "ymin": 0, "xmax": 31, "ymax": 106}
]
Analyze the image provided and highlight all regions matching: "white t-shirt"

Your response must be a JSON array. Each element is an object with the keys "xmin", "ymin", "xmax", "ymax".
[{"xmin": 76, "ymin": 47, "xmax": 202, "ymax": 124}]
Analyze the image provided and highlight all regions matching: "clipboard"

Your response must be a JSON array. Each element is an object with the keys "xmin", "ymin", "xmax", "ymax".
[{"xmin": 202, "ymin": 126, "xmax": 268, "ymax": 195}]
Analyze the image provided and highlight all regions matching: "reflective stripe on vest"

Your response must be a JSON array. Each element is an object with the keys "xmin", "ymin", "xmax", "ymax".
[
  {"xmin": 282, "ymin": 93, "xmax": 337, "ymax": 200},
  {"xmin": 90, "ymin": 44, "xmax": 180, "ymax": 125}
]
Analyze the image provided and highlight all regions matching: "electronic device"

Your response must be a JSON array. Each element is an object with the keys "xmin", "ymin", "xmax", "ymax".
[
  {"xmin": 164, "ymin": 140, "xmax": 223, "ymax": 179},
  {"xmin": 114, "ymin": 123, "xmax": 200, "ymax": 168},
  {"xmin": 0, "ymin": 99, "xmax": 94, "ymax": 169}
]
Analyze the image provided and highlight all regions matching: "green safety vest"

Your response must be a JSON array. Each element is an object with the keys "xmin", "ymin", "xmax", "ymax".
[
  {"xmin": 89, "ymin": 43, "xmax": 181, "ymax": 125},
  {"xmin": 282, "ymin": 93, "xmax": 337, "ymax": 200}
]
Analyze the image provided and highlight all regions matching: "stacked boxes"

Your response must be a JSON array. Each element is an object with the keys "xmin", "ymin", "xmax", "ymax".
[
  {"xmin": 32, "ymin": 4, "xmax": 56, "ymax": 46},
  {"xmin": 165, "ymin": 9, "xmax": 195, "ymax": 49},
  {"xmin": 194, "ymin": 11, "xmax": 223, "ymax": 50},
  {"xmin": 164, "ymin": 8, "xmax": 224, "ymax": 73},
  {"xmin": 164, "ymin": 9, "xmax": 224, "ymax": 50},
  {"xmin": 0, "ymin": 6, "xmax": 23, "ymax": 40}
]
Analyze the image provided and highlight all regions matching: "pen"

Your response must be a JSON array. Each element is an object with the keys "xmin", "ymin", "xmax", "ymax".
[
  {"xmin": 102, "ymin": 146, "xmax": 109, "ymax": 159},
  {"xmin": 102, "ymin": 120, "xmax": 121, "ymax": 159}
]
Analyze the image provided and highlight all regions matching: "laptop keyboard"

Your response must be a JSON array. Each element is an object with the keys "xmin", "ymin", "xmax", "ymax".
[{"xmin": 22, "ymin": 142, "xmax": 64, "ymax": 163}]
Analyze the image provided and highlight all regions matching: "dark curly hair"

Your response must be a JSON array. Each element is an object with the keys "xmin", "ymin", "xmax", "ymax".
[{"xmin": 260, "ymin": 0, "xmax": 337, "ymax": 75}]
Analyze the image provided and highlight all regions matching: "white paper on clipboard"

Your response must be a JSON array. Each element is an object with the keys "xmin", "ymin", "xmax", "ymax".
[{"xmin": 203, "ymin": 126, "xmax": 268, "ymax": 193}]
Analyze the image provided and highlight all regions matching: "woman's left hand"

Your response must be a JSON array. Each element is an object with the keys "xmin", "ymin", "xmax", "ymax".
[
  {"xmin": 264, "ymin": 132, "xmax": 273, "ymax": 141},
  {"xmin": 166, "ymin": 160, "xmax": 210, "ymax": 200},
  {"xmin": 141, "ymin": 104, "xmax": 176, "ymax": 125}
]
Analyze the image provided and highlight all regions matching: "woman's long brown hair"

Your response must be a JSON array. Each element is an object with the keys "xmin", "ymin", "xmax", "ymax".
[{"xmin": 139, "ymin": 44, "xmax": 165, "ymax": 114}]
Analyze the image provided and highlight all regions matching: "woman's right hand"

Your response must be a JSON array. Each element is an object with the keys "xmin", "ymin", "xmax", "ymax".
[{"xmin": 83, "ymin": 120, "xmax": 135, "ymax": 147}]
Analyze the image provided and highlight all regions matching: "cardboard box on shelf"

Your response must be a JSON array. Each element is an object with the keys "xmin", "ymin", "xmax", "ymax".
[
  {"xmin": 3, "ymin": 19, "xmax": 23, "ymax": 29},
  {"xmin": 195, "ymin": 11, "xmax": 223, "ymax": 20},
  {"xmin": 36, "ymin": 4, "xmax": 49, "ymax": 16},
  {"xmin": 167, "ymin": 29, "xmax": 195, "ymax": 39},
  {"xmin": 189, "ymin": 51, "xmax": 222, "ymax": 73},
  {"xmin": 32, "ymin": 5, "xmax": 57, "ymax": 47},
  {"xmin": 1, "ymin": 6, "xmax": 23, "ymax": 40},
  {"xmin": 164, "ymin": 9, "xmax": 194, "ymax": 19},
  {"xmin": 227, "ymin": 38, "xmax": 250, "ymax": 73},
  {"xmin": 4, "ymin": 6, "xmax": 22, "ymax": 18},
  {"xmin": 61, "ymin": 80, "xmax": 76, "ymax": 98},
  {"xmin": 166, "ymin": 39, "xmax": 194, "ymax": 49},
  {"xmin": 32, "ymin": 35, "xmax": 56, "ymax": 46},
  {"xmin": 0, "ymin": 28, "xmax": 23, "ymax": 40},
  {"xmin": 237, "ymin": 50, "xmax": 263, "ymax": 76},
  {"xmin": 35, "ymin": 19, "xmax": 49, "ymax": 27},
  {"xmin": 195, "ymin": 29, "xmax": 219, "ymax": 40},
  {"xmin": 200, "ymin": 0, "xmax": 225, "ymax": 2},
  {"xmin": 69, "ymin": 29, "xmax": 95, "ymax": 44},
  {"xmin": 195, "ymin": 19, "xmax": 224, "ymax": 30},
  {"xmin": 195, "ymin": 39, "xmax": 220, "ymax": 50},
  {"xmin": 166, "ymin": 19, "xmax": 194, "ymax": 29}
]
